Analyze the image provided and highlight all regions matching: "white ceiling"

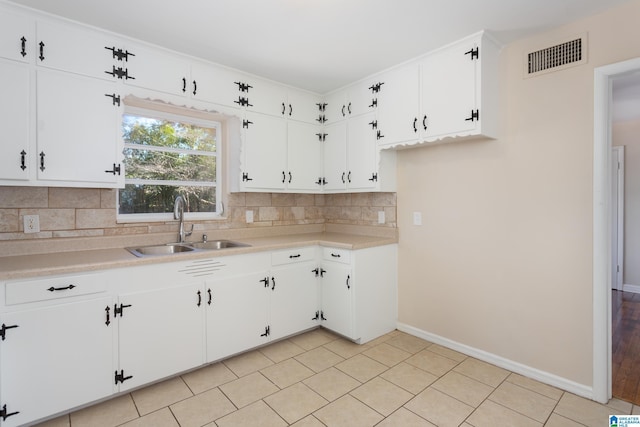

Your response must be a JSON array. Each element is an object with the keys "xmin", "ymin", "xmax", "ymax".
[{"xmin": 5, "ymin": 0, "xmax": 634, "ymax": 94}]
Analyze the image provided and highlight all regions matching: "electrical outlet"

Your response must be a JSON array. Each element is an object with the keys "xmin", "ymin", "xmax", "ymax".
[
  {"xmin": 413, "ymin": 211, "xmax": 422, "ymax": 226},
  {"xmin": 378, "ymin": 211, "xmax": 385, "ymax": 224},
  {"xmin": 245, "ymin": 210, "xmax": 254, "ymax": 223},
  {"xmin": 24, "ymin": 215, "xmax": 40, "ymax": 233}
]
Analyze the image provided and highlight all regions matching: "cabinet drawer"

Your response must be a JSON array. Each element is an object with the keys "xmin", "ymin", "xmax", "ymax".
[
  {"xmin": 322, "ymin": 248, "xmax": 351, "ymax": 264},
  {"xmin": 272, "ymin": 247, "xmax": 316, "ymax": 266},
  {"xmin": 5, "ymin": 273, "xmax": 107, "ymax": 305}
]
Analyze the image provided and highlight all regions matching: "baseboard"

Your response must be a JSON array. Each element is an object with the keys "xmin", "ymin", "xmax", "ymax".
[
  {"xmin": 623, "ymin": 284, "xmax": 640, "ymax": 294},
  {"xmin": 396, "ymin": 322, "xmax": 594, "ymax": 400}
]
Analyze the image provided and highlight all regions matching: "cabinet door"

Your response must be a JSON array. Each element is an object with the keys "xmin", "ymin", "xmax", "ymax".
[
  {"xmin": 117, "ymin": 282, "xmax": 204, "ymax": 391},
  {"xmin": 0, "ymin": 297, "xmax": 114, "ymax": 427},
  {"xmin": 190, "ymin": 61, "xmax": 237, "ymax": 106},
  {"xmin": 242, "ymin": 111, "xmax": 288, "ymax": 191},
  {"xmin": 421, "ymin": 39, "xmax": 477, "ymax": 140},
  {"xmin": 244, "ymin": 76, "xmax": 288, "ymax": 117},
  {"xmin": 0, "ymin": 59, "xmax": 30, "ymax": 181},
  {"xmin": 377, "ymin": 64, "xmax": 421, "ymax": 147},
  {"xmin": 287, "ymin": 121, "xmax": 323, "ymax": 191},
  {"xmin": 125, "ymin": 43, "xmax": 190, "ymax": 96},
  {"xmin": 321, "ymin": 263, "xmax": 353, "ymax": 339},
  {"xmin": 36, "ymin": 69, "xmax": 122, "ymax": 186},
  {"xmin": 347, "ymin": 113, "xmax": 377, "ymax": 190},
  {"xmin": 323, "ymin": 90, "xmax": 347, "ymax": 124},
  {"xmin": 36, "ymin": 20, "xmax": 121, "ymax": 81},
  {"xmin": 287, "ymin": 88, "xmax": 322, "ymax": 124},
  {"xmin": 348, "ymin": 78, "xmax": 378, "ymax": 118},
  {"xmin": 270, "ymin": 263, "xmax": 319, "ymax": 340},
  {"xmin": 322, "ymin": 121, "xmax": 347, "ymax": 191},
  {"xmin": 206, "ymin": 271, "xmax": 269, "ymax": 362},
  {"xmin": 0, "ymin": 9, "xmax": 33, "ymax": 63}
]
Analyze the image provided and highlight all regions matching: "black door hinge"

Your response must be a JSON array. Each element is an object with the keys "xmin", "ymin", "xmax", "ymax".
[
  {"xmin": 316, "ymin": 102, "xmax": 327, "ymax": 112},
  {"xmin": 316, "ymin": 133, "xmax": 327, "ymax": 142},
  {"xmin": 321, "ymin": 311, "xmax": 327, "ymax": 321},
  {"xmin": 260, "ymin": 326, "xmax": 270, "ymax": 337},
  {"xmin": 114, "ymin": 303, "xmax": 132, "ymax": 318},
  {"xmin": 369, "ymin": 120, "xmax": 378, "ymax": 130},
  {"xmin": 369, "ymin": 82, "xmax": 385, "ymax": 93},
  {"xmin": 234, "ymin": 96, "xmax": 252, "ymax": 107},
  {"xmin": 312, "ymin": 311, "xmax": 320, "ymax": 321},
  {"xmin": 368, "ymin": 173, "xmax": 378, "ymax": 182},
  {"xmin": 311, "ymin": 268, "xmax": 326, "ymax": 277},
  {"xmin": 465, "ymin": 109, "xmax": 480, "ymax": 122},
  {"xmin": 234, "ymin": 81, "xmax": 252, "ymax": 92},
  {"xmin": 464, "ymin": 47, "xmax": 479, "ymax": 60},
  {"xmin": 0, "ymin": 404, "xmax": 19, "ymax": 421},
  {"xmin": 315, "ymin": 177, "xmax": 327, "ymax": 186},
  {"xmin": 105, "ymin": 46, "xmax": 135, "ymax": 61},
  {"xmin": 242, "ymin": 172, "xmax": 253, "ymax": 182},
  {"xmin": 104, "ymin": 93, "xmax": 121, "ymax": 106},
  {"xmin": 316, "ymin": 115, "xmax": 327, "ymax": 124},
  {"xmin": 243, "ymin": 119, "xmax": 253, "ymax": 128},
  {"xmin": 0, "ymin": 324, "xmax": 18, "ymax": 341},
  {"xmin": 260, "ymin": 277, "xmax": 269, "ymax": 287},
  {"xmin": 105, "ymin": 66, "xmax": 135, "ymax": 80},
  {"xmin": 105, "ymin": 163, "xmax": 121, "ymax": 176},
  {"xmin": 376, "ymin": 130, "xmax": 385, "ymax": 140},
  {"xmin": 369, "ymin": 98, "xmax": 378, "ymax": 108},
  {"xmin": 114, "ymin": 369, "xmax": 133, "ymax": 385}
]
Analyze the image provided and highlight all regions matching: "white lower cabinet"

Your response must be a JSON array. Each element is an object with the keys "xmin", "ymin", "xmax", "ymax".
[
  {"xmin": 0, "ymin": 296, "xmax": 114, "ymax": 427},
  {"xmin": 206, "ymin": 270, "xmax": 270, "ymax": 362},
  {"xmin": 0, "ymin": 243, "xmax": 396, "ymax": 425},
  {"xmin": 116, "ymin": 282, "xmax": 205, "ymax": 391}
]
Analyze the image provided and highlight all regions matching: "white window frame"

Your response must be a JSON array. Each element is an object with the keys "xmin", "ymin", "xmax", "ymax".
[{"xmin": 117, "ymin": 106, "xmax": 223, "ymax": 223}]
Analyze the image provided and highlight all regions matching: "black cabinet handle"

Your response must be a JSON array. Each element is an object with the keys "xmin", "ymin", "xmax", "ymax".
[
  {"xmin": 197, "ymin": 290, "xmax": 202, "ymax": 307},
  {"xmin": 341, "ymin": 105, "xmax": 346, "ymax": 117},
  {"xmin": 341, "ymin": 172, "xmax": 346, "ymax": 184},
  {"xmin": 39, "ymin": 151, "xmax": 45, "ymax": 172},
  {"xmin": 347, "ymin": 171, "xmax": 351, "ymax": 183},
  {"xmin": 423, "ymin": 115, "xmax": 428, "ymax": 130},
  {"xmin": 288, "ymin": 171, "xmax": 292, "ymax": 183},
  {"xmin": 289, "ymin": 104, "xmax": 292, "ymax": 116},
  {"xmin": 20, "ymin": 36, "xmax": 27, "ymax": 57},
  {"xmin": 192, "ymin": 80, "xmax": 197, "ymax": 96},
  {"xmin": 348, "ymin": 102, "xmax": 352, "ymax": 114},
  {"xmin": 289, "ymin": 254, "xmax": 301, "ymax": 259},
  {"xmin": 38, "ymin": 41, "xmax": 45, "ymax": 61},
  {"xmin": 47, "ymin": 285, "xmax": 76, "ymax": 292},
  {"xmin": 282, "ymin": 102, "xmax": 286, "ymax": 115},
  {"xmin": 20, "ymin": 150, "xmax": 26, "ymax": 171},
  {"xmin": 105, "ymin": 306, "xmax": 111, "ymax": 326},
  {"xmin": 346, "ymin": 275, "xmax": 351, "ymax": 289},
  {"xmin": 182, "ymin": 77, "xmax": 186, "ymax": 93},
  {"xmin": 282, "ymin": 171, "xmax": 286, "ymax": 183},
  {"xmin": 413, "ymin": 118, "xmax": 418, "ymax": 133},
  {"xmin": 331, "ymin": 253, "xmax": 341, "ymax": 258},
  {"xmin": 271, "ymin": 277, "xmax": 276, "ymax": 291},
  {"xmin": 207, "ymin": 289, "xmax": 212, "ymax": 305}
]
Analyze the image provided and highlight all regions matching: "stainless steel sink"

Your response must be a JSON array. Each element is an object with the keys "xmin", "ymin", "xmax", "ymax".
[
  {"xmin": 127, "ymin": 244, "xmax": 195, "ymax": 257},
  {"xmin": 190, "ymin": 240, "xmax": 250, "ymax": 250},
  {"xmin": 126, "ymin": 240, "xmax": 250, "ymax": 257}
]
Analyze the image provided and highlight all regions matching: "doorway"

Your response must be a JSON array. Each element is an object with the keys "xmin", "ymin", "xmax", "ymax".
[{"xmin": 593, "ymin": 57, "xmax": 640, "ymax": 404}]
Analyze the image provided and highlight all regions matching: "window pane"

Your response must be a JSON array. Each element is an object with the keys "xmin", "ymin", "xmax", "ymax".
[
  {"xmin": 123, "ymin": 148, "xmax": 217, "ymax": 182},
  {"xmin": 119, "ymin": 184, "xmax": 217, "ymax": 214},
  {"xmin": 123, "ymin": 115, "xmax": 217, "ymax": 151}
]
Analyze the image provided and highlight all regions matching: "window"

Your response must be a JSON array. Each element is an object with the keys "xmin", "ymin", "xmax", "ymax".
[{"xmin": 118, "ymin": 106, "xmax": 222, "ymax": 221}]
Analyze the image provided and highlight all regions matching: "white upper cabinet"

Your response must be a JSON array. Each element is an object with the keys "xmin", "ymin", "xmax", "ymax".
[
  {"xmin": 376, "ymin": 63, "xmax": 421, "ymax": 147},
  {"xmin": 238, "ymin": 75, "xmax": 288, "ymax": 117},
  {"xmin": 285, "ymin": 87, "xmax": 323, "ymax": 124},
  {"xmin": 324, "ymin": 78, "xmax": 379, "ymax": 124},
  {"xmin": 35, "ymin": 20, "xmax": 125, "ymax": 81},
  {"xmin": 36, "ymin": 69, "xmax": 123, "ymax": 187},
  {"xmin": 0, "ymin": 9, "xmax": 33, "ymax": 63},
  {"xmin": 287, "ymin": 121, "xmax": 323, "ymax": 191},
  {"xmin": 124, "ymin": 43, "xmax": 190, "ymax": 96},
  {"xmin": 0, "ymin": 60, "xmax": 30, "ymax": 182}
]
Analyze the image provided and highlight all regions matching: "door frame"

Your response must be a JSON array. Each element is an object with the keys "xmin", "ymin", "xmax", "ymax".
[
  {"xmin": 593, "ymin": 57, "xmax": 640, "ymax": 403},
  {"xmin": 612, "ymin": 146, "xmax": 625, "ymax": 291}
]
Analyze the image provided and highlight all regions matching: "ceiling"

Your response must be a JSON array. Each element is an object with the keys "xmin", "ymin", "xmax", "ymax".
[{"xmin": 5, "ymin": 0, "xmax": 634, "ymax": 94}]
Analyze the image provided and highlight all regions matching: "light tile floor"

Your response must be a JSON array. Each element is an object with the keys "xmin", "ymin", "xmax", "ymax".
[{"xmin": 34, "ymin": 329, "xmax": 636, "ymax": 427}]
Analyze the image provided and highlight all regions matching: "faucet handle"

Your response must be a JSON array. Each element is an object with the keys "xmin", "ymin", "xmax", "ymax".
[
  {"xmin": 202, "ymin": 234, "xmax": 208, "ymax": 243},
  {"xmin": 186, "ymin": 224, "xmax": 194, "ymax": 237}
]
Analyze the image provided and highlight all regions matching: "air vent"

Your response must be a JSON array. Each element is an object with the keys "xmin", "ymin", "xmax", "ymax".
[
  {"xmin": 179, "ymin": 259, "xmax": 226, "ymax": 277},
  {"xmin": 525, "ymin": 33, "xmax": 587, "ymax": 77}
]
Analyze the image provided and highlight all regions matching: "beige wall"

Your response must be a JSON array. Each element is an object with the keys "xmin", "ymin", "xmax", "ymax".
[
  {"xmin": 397, "ymin": 0, "xmax": 640, "ymax": 388},
  {"xmin": 613, "ymin": 119, "xmax": 640, "ymax": 286}
]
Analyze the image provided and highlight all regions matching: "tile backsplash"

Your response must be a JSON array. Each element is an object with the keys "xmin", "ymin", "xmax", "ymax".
[{"xmin": 0, "ymin": 187, "xmax": 397, "ymax": 242}]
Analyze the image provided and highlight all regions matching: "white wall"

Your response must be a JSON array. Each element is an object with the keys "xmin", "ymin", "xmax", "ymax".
[
  {"xmin": 396, "ymin": 0, "xmax": 640, "ymax": 390},
  {"xmin": 613, "ymin": 119, "xmax": 640, "ymax": 286}
]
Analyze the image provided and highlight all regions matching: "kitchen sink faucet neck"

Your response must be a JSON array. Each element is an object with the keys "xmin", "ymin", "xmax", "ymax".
[{"xmin": 174, "ymin": 195, "xmax": 193, "ymax": 243}]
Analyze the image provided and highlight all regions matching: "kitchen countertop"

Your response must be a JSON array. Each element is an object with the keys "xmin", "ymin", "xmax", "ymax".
[{"xmin": 0, "ymin": 230, "xmax": 397, "ymax": 281}]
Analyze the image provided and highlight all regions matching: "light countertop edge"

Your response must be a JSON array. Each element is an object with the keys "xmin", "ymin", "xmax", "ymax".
[{"xmin": 0, "ymin": 232, "xmax": 398, "ymax": 281}]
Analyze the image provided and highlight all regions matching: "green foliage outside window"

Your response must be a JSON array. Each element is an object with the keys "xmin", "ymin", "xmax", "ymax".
[{"xmin": 118, "ymin": 113, "xmax": 220, "ymax": 216}]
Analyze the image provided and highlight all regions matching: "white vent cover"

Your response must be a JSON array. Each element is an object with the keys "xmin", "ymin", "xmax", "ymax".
[{"xmin": 525, "ymin": 33, "xmax": 587, "ymax": 77}]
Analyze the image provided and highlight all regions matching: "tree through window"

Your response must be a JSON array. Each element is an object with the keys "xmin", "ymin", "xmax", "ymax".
[{"xmin": 118, "ymin": 107, "xmax": 221, "ymax": 220}]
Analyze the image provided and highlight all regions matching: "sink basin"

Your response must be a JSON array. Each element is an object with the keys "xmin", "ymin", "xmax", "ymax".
[
  {"xmin": 126, "ymin": 240, "xmax": 250, "ymax": 257},
  {"xmin": 190, "ymin": 240, "xmax": 250, "ymax": 250},
  {"xmin": 127, "ymin": 244, "xmax": 195, "ymax": 257}
]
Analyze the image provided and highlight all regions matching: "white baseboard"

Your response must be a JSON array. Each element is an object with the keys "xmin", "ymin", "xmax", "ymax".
[
  {"xmin": 623, "ymin": 284, "xmax": 640, "ymax": 294},
  {"xmin": 396, "ymin": 322, "xmax": 594, "ymax": 400}
]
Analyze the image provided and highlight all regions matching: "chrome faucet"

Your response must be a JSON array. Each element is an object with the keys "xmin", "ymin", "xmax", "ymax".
[{"xmin": 173, "ymin": 195, "xmax": 193, "ymax": 243}]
